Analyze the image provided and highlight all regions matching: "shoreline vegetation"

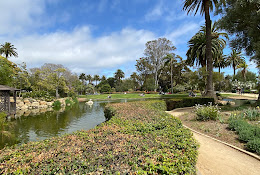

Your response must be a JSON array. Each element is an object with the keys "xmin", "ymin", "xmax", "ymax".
[{"xmin": 0, "ymin": 100, "xmax": 198, "ymax": 174}]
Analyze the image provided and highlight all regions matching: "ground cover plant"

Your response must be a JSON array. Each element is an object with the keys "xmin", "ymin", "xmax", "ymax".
[
  {"xmin": 0, "ymin": 101, "xmax": 198, "ymax": 174},
  {"xmin": 228, "ymin": 113, "xmax": 260, "ymax": 154}
]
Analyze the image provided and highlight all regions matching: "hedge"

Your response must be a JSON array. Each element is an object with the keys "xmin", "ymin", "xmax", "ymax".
[
  {"xmin": 166, "ymin": 97, "xmax": 215, "ymax": 111},
  {"xmin": 0, "ymin": 100, "xmax": 198, "ymax": 174}
]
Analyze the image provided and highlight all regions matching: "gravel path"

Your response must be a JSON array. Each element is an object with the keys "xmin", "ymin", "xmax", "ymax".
[{"xmin": 167, "ymin": 109, "xmax": 260, "ymax": 175}]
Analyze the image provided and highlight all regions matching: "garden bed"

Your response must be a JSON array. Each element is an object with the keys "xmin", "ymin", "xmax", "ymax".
[
  {"xmin": 0, "ymin": 100, "xmax": 198, "ymax": 174},
  {"xmin": 177, "ymin": 107, "xmax": 260, "ymax": 155}
]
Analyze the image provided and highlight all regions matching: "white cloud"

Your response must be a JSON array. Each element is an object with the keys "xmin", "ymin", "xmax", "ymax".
[
  {"xmin": 166, "ymin": 22, "xmax": 202, "ymax": 46},
  {"xmin": 9, "ymin": 27, "xmax": 155, "ymax": 75},
  {"xmin": 144, "ymin": 0, "xmax": 164, "ymax": 21},
  {"xmin": 0, "ymin": 0, "xmax": 46, "ymax": 35}
]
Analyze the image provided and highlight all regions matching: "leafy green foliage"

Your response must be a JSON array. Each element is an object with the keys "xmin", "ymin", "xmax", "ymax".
[
  {"xmin": 246, "ymin": 138, "xmax": 260, "ymax": 154},
  {"xmin": 166, "ymin": 97, "xmax": 215, "ymax": 111},
  {"xmin": 52, "ymin": 100, "xmax": 61, "ymax": 110},
  {"xmin": 0, "ymin": 101, "xmax": 198, "ymax": 174},
  {"xmin": 228, "ymin": 114, "xmax": 260, "ymax": 154},
  {"xmin": 195, "ymin": 104, "xmax": 220, "ymax": 121}
]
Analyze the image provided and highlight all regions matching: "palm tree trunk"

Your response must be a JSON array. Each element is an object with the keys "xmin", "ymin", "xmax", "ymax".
[{"xmin": 204, "ymin": 0, "xmax": 215, "ymax": 99}]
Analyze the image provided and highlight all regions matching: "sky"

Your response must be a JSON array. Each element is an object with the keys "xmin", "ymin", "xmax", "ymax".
[{"xmin": 0, "ymin": 0, "xmax": 258, "ymax": 78}]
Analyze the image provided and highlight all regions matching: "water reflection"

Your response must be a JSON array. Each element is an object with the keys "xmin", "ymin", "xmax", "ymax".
[
  {"xmin": 0, "ymin": 102, "xmax": 107, "ymax": 149},
  {"xmin": 0, "ymin": 98, "xmax": 158, "ymax": 149}
]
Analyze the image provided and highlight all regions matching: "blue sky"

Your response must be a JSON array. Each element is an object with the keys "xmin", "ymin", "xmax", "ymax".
[{"xmin": 0, "ymin": 0, "xmax": 257, "ymax": 78}]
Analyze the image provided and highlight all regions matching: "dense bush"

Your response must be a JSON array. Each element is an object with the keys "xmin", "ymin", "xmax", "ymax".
[
  {"xmin": 166, "ymin": 97, "xmax": 215, "ymax": 111},
  {"xmin": 52, "ymin": 100, "xmax": 61, "ymax": 110},
  {"xmin": 246, "ymin": 138, "xmax": 260, "ymax": 154},
  {"xmin": 228, "ymin": 115, "xmax": 260, "ymax": 154},
  {"xmin": 240, "ymin": 108, "xmax": 260, "ymax": 121},
  {"xmin": 0, "ymin": 100, "xmax": 198, "ymax": 174},
  {"xmin": 195, "ymin": 104, "xmax": 220, "ymax": 121}
]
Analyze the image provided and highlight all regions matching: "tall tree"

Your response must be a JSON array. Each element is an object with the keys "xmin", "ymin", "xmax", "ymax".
[
  {"xmin": 186, "ymin": 22, "xmax": 228, "ymax": 68},
  {"xmin": 114, "ymin": 69, "xmax": 125, "ymax": 82},
  {"xmin": 130, "ymin": 72, "xmax": 140, "ymax": 91},
  {"xmin": 93, "ymin": 75, "xmax": 100, "ymax": 86},
  {"xmin": 183, "ymin": 0, "xmax": 225, "ymax": 97},
  {"xmin": 135, "ymin": 57, "xmax": 153, "ymax": 90},
  {"xmin": 213, "ymin": 55, "xmax": 229, "ymax": 73},
  {"xmin": 228, "ymin": 49, "xmax": 244, "ymax": 76},
  {"xmin": 216, "ymin": 0, "xmax": 260, "ymax": 61},
  {"xmin": 0, "ymin": 42, "xmax": 18, "ymax": 59},
  {"xmin": 144, "ymin": 38, "xmax": 176, "ymax": 91},
  {"xmin": 79, "ymin": 73, "xmax": 86, "ymax": 84},
  {"xmin": 237, "ymin": 61, "xmax": 248, "ymax": 81},
  {"xmin": 86, "ymin": 74, "xmax": 92, "ymax": 84}
]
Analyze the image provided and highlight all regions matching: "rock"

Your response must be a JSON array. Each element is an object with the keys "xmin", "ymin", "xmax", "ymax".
[
  {"xmin": 31, "ymin": 102, "xmax": 40, "ymax": 109},
  {"xmin": 20, "ymin": 105, "xmax": 28, "ymax": 110},
  {"xmin": 40, "ymin": 101, "xmax": 47, "ymax": 105},
  {"xmin": 47, "ymin": 102, "xmax": 53, "ymax": 107},
  {"xmin": 24, "ymin": 99, "xmax": 30, "ymax": 103},
  {"xmin": 17, "ymin": 102, "xmax": 24, "ymax": 107}
]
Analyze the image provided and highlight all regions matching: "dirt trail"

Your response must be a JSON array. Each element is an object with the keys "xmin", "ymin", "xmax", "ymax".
[{"xmin": 167, "ymin": 109, "xmax": 260, "ymax": 175}]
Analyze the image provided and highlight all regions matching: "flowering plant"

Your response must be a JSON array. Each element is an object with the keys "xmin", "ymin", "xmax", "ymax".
[{"xmin": 195, "ymin": 103, "xmax": 221, "ymax": 121}]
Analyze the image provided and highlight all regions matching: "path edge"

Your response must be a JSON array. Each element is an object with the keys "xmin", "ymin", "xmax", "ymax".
[{"xmin": 183, "ymin": 124, "xmax": 260, "ymax": 161}]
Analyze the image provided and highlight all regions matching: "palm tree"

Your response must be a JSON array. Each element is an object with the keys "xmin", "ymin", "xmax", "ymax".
[
  {"xmin": 0, "ymin": 42, "xmax": 18, "ymax": 59},
  {"xmin": 213, "ymin": 55, "xmax": 230, "ymax": 73},
  {"xmin": 86, "ymin": 74, "xmax": 92, "ymax": 84},
  {"xmin": 237, "ymin": 61, "xmax": 248, "ymax": 81},
  {"xmin": 101, "ymin": 75, "xmax": 106, "ymax": 81},
  {"xmin": 79, "ymin": 73, "xmax": 86, "ymax": 84},
  {"xmin": 114, "ymin": 69, "xmax": 125, "ymax": 82},
  {"xmin": 183, "ymin": 0, "xmax": 225, "ymax": 97},
  {"xmin": 79, "ymin": 73, "xmax": 86, "ymax": 95},
  {"xmin": 228, "ymin": 49, "xmax": 244, "ymax": 76},
  {"xmin": 93, "ymin": 75, "xmax": 100, "ymax": 86},
  {"xmin": 186, "ymin": 22, "xmax": 228, "ymax": 68}
]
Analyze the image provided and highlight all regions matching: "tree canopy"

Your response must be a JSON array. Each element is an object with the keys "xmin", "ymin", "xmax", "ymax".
[{"xmin": 216, "ymin": 0, "xmax": 260, "ymax": 62}]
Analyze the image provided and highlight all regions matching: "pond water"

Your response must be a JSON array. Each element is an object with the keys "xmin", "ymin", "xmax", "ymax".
[{"xmin": 0, "ymin": 99, "xmax": 147, "ymax": 149}]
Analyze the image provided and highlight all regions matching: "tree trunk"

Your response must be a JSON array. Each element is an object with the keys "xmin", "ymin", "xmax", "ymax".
[
  {"xmin": 204, "ymin": 0, "xmax": 215, "ymax": 99},
  {"xmin": 233, "ymin": 66, "xmax": 236, "ymax": 77},
  {"xmin": 154, "ymin": 70, "xmax": 158, "ymax": 92},
  {"xmin": 171, "ymin": 59, "xmax": 173, "ymax": 94},
  {"xmin": 56, "ymin": 87, "xmax": 59, "ymax": 99}
]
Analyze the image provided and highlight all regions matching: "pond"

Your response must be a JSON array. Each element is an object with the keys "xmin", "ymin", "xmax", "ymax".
[{"xmin": 0, "ymin": 99, "xmax": 147, "ymax": 149}]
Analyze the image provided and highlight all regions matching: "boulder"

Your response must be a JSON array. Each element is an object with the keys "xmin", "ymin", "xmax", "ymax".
[
  {"xmin": 20, "ymin": 105, "xmax": 28, "ymax": 110},
  {"xmin": 31, "ymin": 102, "xmax": 40, "ymax": 109},
  {"xmin": 46, "ymin": 102, "xmax": 53, "ymax": 107},
  {"xmin": 23, "ymin": 99, "xmax": 30, "ymax": 103},
  {"xmin": 40, "ymin": 101, "xmax": 47, "ymax": 105},
  {"xmin": 17, "ymin": 102, "xmax": 24, "ymax": 107}
]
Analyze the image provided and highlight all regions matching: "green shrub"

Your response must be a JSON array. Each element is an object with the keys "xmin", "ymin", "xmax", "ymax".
[
  {"xmin": 241, "ymin": 108, "xmax": 260, "ymax": 121},
  {"xmin": 238, "ymin": 129, "xmax": 256, "ymax": 142},
  {"xmin": 195, "ymin": 104, "xmax": 220, "ymax": 121},
  {"xmin": 228, "ymin": 116, "xmax": 260, "ymax": 153},
  {"xmin": 166, "ymin": 97, "xmax": 215, "ymax": 111},
  {"xmin": 52, "ymin": 100, "xmax": 61, "ymax": 110},
  {"xmin": 246, "ymin": 138, "xmax": 260, "ymax": 154}
]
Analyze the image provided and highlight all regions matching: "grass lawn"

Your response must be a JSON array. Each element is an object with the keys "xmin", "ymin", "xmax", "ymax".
[{"xmin": 78, "ymin": 93, "xmax": 195, "ymax": 100}]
